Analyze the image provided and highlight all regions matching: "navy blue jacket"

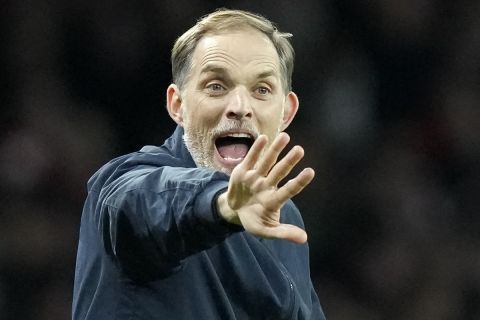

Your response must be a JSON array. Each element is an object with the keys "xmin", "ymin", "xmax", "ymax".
[{"xmin": 72, "ymin": 126, "xmax": 326, "ymax": 320}]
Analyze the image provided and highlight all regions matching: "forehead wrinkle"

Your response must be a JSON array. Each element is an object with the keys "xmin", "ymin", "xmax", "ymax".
[
  {"xmin": 251, "ymin": 59, "xmax": 279, "ymax": 73},
  {"xmin": 199, "ymin": 48, "xmax": 240, "ymax": 70}
]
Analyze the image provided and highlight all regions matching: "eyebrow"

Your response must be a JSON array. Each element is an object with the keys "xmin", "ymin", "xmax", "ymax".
[
  {"xmin": 256, "ymin": 70, "xmax": 277, "ymax": 80},
  {"xmin": 200, "ymin": 64, "xmax": 278, "ymax": 80},
  {"xmin": 200, "ymin": 65, "xmax": 228, "ymax": 76}
]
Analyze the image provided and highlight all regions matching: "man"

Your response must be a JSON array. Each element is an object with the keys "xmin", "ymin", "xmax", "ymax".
[{"xmin": 72, "ymin": 8, "xmax": 326, "ymax": 320}]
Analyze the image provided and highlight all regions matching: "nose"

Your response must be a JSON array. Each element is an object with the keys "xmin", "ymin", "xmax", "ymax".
[{"xmin": 225, "ymin": 87, "xmax": 252, "ymax": 120}]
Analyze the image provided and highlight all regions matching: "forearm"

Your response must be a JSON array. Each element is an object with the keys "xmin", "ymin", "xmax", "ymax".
[{"xmin": 100, "ymin": 166, "xmax": 240, "ymax": 277}]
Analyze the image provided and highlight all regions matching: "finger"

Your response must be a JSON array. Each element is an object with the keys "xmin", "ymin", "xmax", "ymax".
[
  {"xmin": 274, "ymin": 168, "xmax": 315, "ymax": 203},
  {"xmin": 258, "ymin": 224, "xmax": 308, "ymax": 244},
  {"xmin": 265, "ymin": 145, "xmax": 305, "ymax": 187},
  {"xmin": 241, "ymin": 135, "xmax": 268, "ymax": 170},
  {"xmin": 256, "ymin": 132, "xmax": 290, "ymax": 176}
]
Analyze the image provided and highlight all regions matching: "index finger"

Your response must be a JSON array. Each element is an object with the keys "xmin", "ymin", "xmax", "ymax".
[
  {"xmin": 240, "ymin": 135, "xmax": 268, "ymax": 170},
  {"xmin": 255, "ymin": 132, "xmax": 290, "ymax": 176}
]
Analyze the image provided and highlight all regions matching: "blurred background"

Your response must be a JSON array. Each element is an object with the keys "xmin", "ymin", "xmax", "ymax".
[{"xmin": 1, "ymin": 0, "xmax": 479, "ymax": 319}]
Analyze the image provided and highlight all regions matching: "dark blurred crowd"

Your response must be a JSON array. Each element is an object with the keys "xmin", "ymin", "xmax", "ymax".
[{"xmin": 1, "ymin": 1, "xmax": 479, "ymax": 319}]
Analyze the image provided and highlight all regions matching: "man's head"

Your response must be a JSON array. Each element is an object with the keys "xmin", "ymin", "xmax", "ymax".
[{"xmin": 166, "ymin": 9, "xmax": 299, "ymax": 174}]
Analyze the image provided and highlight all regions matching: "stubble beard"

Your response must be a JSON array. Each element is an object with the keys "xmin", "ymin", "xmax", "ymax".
[{"xmin": 182, "ymin": 118, "xmax": 261, "ymax": 175}]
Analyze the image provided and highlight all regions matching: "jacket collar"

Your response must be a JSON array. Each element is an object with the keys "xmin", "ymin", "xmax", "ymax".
[{"xmin": 140, "ymin": 125, "xmax": 197, "ymax": 168}]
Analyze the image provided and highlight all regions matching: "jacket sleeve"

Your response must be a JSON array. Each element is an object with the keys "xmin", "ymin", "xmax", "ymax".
[{"xmin": 97, "ymin": 164, "xmax": 241, "ymax": 281}]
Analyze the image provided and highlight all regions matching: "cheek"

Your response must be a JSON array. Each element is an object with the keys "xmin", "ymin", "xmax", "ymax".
[
  {"xmin": 186, "ymin": 96, "xmax": 224, "ymax": 126},
  {"xmin": 255, "ymin": 106, "xmax": 283, "ymax": 130}
]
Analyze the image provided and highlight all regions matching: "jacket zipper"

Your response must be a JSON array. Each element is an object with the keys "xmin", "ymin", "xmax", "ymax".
[
  {"xmin": 277, "ymin": 262, "xmax": 297, "ymax": 319},
  {"xmin": 260, "ymin": 239, "xmax": 297, "ymax": 319}
]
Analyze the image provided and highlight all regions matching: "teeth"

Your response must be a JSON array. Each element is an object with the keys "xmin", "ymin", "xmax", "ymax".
[
  {"xmin": 223, "ymin": 156, "xmax": 244, "ymax": 161},
  {"xmin": 224, "ymin": 133, "xmax": 252, "ymax": 138}
]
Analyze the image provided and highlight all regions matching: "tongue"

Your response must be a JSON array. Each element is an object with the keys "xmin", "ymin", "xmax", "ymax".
[{"xmin": 217, "ymin": 143, "xmax": 249, "ymax": 159}]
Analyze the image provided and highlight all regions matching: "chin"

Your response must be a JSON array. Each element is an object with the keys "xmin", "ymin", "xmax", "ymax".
[
  {"xmin": 212, "ymin": 160, "xmax": 234, "ymax": 175},
  {"xmin": 191, "ymin": 154, "xmax": 234, "ymax": 175},
  {"xmin": 219, "ymin": 166, "xmax": 235, "ymax": 175}
]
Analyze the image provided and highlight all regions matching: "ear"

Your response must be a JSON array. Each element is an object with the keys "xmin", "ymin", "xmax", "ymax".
[
  {"xmin": 166, "ymin": 84, "xmax": 184, "ymax": 126},
  {"xmin": 279, "ymin": 91, "xmax": 299, "ymax": 131}
]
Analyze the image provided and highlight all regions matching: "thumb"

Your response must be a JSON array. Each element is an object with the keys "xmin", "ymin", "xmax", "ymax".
[{"xmin": 262, "ymin": 224, "xmax": 308, "ymax": 244}]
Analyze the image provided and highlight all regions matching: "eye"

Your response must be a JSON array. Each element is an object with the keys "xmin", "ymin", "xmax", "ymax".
[
  {"xmin": 255, "ymin": 86, "xmax": 271, "ymax": 95},
  {"xmin": 206, "ymin": 83, "xmax": 226, "ymax": 93}
]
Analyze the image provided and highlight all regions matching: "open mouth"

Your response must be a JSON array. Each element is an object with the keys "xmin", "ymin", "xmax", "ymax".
[{"xmin": 214, "ymin": 132, "xmax": 255, "ymax": 165}]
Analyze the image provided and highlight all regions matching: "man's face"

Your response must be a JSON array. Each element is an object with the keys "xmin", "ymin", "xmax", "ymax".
[{"xmin": 168, "ymin": 28, "xmax": 298, "ymax": 174}]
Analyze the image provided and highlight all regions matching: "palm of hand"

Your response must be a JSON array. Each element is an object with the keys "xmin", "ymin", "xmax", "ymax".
[{"xmin": 225, "ymin": 132, "xmax": 315, "ymax": 244}]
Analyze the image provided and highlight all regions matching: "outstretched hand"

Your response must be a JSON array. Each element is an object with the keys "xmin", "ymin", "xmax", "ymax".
[{"xmin": 217, "ymin": 132, "xmax": 315, "ymax": 244}]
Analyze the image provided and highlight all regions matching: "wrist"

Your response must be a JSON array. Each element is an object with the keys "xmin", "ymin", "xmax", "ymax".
[{"xmin": 216, "ymin": 192, "xmax": 241, "ymax": 225}]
